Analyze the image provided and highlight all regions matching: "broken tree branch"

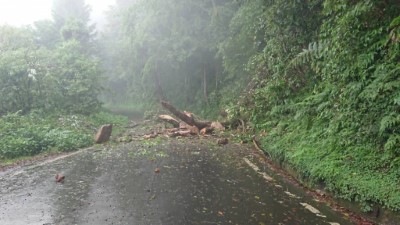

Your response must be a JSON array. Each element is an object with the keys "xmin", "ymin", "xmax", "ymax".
[
  {"xmin": 161, "ymin": 101, "xmax": 211, "ymax": 130},
  {"xmin": 158, "ymin": 115, "xmax": 180, "ymax": 128}
]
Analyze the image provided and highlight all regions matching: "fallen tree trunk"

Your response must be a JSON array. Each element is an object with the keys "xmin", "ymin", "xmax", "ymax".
[
  {"xmin": 158, "ymin": 115, "xmax": 180, "ymax": 128},
  {"xmin": 161, "ymin": 101, "xmax": 211, "ymax": 130}
]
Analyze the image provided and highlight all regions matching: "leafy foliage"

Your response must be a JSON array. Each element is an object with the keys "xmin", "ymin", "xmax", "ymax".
[
  {"xmin": 248, "ymin": 0, "xmax": 400, "ymax": 211},
  {"xmin": 0, "ymin": 0, "xmax": 108, "ymax": 161},
  {"xmin": 0, "ymin": 111, "xmax": 127, "ymax": 160},
  {"xmin": 0, "ymin": 0, "xmax": 101, "ymax": 115}
]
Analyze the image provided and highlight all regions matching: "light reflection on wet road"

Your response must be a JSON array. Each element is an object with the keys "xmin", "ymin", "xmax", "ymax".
[{"xmin": 0, "ymin": 134, "xmax": 354, "ymax": 225}]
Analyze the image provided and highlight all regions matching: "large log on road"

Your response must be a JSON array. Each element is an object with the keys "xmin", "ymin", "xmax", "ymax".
[{"xmin": 161, "ymin": 101, "xmax": 211, "ymax": 130}]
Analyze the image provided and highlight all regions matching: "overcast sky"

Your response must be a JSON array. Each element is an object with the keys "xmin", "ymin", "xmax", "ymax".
[{"xmin": 0, "ymin": 0, "xmax": 115, "ymax": 26}]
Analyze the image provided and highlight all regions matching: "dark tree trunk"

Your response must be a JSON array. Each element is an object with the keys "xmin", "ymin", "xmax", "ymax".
[
  {"xmin": 203, "ymin": 64, "xmax": 209, "ymax": 105},
  {"xmin": 154, "ymin": 70, "xmax": 165, "ymax": 101}
]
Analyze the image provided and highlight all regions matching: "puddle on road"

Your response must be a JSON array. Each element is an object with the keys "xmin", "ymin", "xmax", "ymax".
[{"xmin": 0, "ymin": 137, "xmax": 354, "ymax": 225}]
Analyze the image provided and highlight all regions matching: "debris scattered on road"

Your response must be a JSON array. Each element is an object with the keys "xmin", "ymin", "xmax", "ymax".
[
  {"xmin": 94, "ymin": 124, "xmax": 113, "ymax": 144},
  {"xmin": 55, "ymin": 173, "xmax": 65, "ymax": 183}
]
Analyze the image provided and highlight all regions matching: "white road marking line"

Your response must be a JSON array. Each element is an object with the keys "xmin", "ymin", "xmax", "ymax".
[
  {"xmin": 300, "ymin": 202, "xmax": 327, "ymax": 219},
  {"xmin": 284, "ymin": 191, "xmax": 300, "ymax": 198},
  {"xmin": 243, "ymin": 158, "xmax": 275, "ymax": 182},
  {"xmin": 244, "ymin": 158, "xmax": 260, "ymax": 171}
]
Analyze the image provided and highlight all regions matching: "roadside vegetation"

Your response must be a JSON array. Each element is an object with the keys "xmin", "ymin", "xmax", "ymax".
[
  {"xmin": 0, "ymin": 111, "xmax": 127, "ymax": 161},
  {"xmin": 0, "ymin": 0, "xmax": 399, "ymax": 214},
  {"xmin": 0, "ymin": 0, "xmax": 127, "ymax": 164},
  {"xmin": 101, "ymin": 0, "xmax": 400, "ymax": 212}
]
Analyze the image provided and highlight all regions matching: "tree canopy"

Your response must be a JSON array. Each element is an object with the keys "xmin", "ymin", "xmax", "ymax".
[{"xmin": 0, "ymin": 0, "xmax": 101, "ymax": 115}]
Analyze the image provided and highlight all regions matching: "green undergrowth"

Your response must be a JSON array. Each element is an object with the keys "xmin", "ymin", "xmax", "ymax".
[
  {"xmin": 237, "ymin": 0, "xmax": 400, "ymax": 213},
  {"xmin": 259, "ymin": 121, "xmax": 400, "ymax": 212},
  {"xmin": 0, "ymin": 110, "xmax": 128, "ymax": 162}
]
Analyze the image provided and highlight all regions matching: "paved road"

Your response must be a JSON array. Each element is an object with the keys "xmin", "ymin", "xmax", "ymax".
[{"xmin": 0, "ymin": 125, "xmax": 354, "ymax": 225}]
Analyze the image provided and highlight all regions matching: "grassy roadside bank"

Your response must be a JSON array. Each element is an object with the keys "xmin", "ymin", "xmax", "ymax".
[
  {"xmin": 257, "ymin": 123, "xmax": 400, "ymax": 223},
  {"xmin": 0, "ymin": 111, "xmax": 128, "ymax": 167}
]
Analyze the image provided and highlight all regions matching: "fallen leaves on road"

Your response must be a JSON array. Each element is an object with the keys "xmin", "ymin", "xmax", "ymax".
[
  {"xmin": 149, "ymin": 194, "xmax": 156, "ymax": 200},
  {"xmin": 154, "ymin": 168, "xmax": 160, "ymax": 173}
]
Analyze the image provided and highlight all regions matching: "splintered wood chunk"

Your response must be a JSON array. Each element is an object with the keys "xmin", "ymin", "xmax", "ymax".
[
  {"xmin": 94, "ymin": 124, "xmax": 113, "ymax": 144},
  {"xmin": 158, "ymin": 115, "xmax": 180, "ymax": 127},
  {"xmin": 180, "ymin": 122, "xmax": 199, "ymax": 135},
  {"xmin": 166, "ymin": 128, "xmax": 179, "ymax": 133},
  {"xmin": 188, "ymin": 125, "xmax": 199, "ymax": 135},
  {"xmin": 211, "ymin": 122, "xmax": 225, "ymax": 131},
  {"xmin": 183, "ymin": 111, "xmax": 193, "ymax": 118},
  {"xmin": 144, "ymin": 133, "xmax": 158, "ymax": 139},
  {"xmin": 55, "ymin": 173, "xmax": 65, "ymax": 183},
  {"xmin": 200, "ymin": 127, "xmax": 214, "ymax": 135},
  {"xmin": 177, "ymin": 130, "xmax": 191, "ymax": 136}
]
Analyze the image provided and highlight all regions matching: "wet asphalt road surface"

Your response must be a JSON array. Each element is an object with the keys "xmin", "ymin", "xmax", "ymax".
[{"xmin": 0, "ymin": 125, "xmax": 354, "ymax": 225}]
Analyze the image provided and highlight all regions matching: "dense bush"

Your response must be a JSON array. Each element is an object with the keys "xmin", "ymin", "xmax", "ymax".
[
  {"xmin": 0, "ymin": 0, "xmax": 110, "ymax": 161},
  {"xmin": 0, "ymin": 26, "xmax": 102, "ymax": 115},
  {"xmin": 0, "ymin": 111, "xmax": 128, "ymax": 160},
  {"xmin": 241, "ymin": 0, "xmax": 400, "ymax": 211},
  {"xmin": 175, "ymin": 0, "xmax": 400, "ymax": 212}
]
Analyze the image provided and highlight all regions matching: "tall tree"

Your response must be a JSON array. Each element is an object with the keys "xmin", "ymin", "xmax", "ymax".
[
  {"xmin": 101, "ymin": 0, "xmax": 236, "ymax": 109},
  {"xmin": 33, "ymin": 19, "xmax": 59, "ymax": 48},
  {"xmin": 52, "ymin": 0, "xmax": 91, "ymax": 30},
  {"xmin": 52, "ymin": 0, "xmax": 96, "ymax": 52}
]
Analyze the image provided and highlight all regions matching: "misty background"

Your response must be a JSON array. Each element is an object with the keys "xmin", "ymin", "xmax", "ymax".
[{"xmin": 0, "ymin": 0, "xmax": 114, "ymax": 28}]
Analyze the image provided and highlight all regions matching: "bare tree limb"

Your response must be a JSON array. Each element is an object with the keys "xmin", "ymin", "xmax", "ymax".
[{"xmin": 158, "ymin": 115, "xmax": 180, "ymax": 127}]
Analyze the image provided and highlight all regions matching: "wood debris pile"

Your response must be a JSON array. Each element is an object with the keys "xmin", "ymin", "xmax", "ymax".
[{"xmin": 143, "ymin": 101, "xmax": 226, "ymax": 141}]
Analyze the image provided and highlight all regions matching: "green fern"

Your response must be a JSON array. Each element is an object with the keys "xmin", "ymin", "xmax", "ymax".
[
  {"xmin": 384, "ymin": 135, "xmax": 400, "ymax": 152},
  {"xmin": 289, "ymin": 40, "xmax": 327, "ymax": 67},
  {"xmin": 380, "ymin": 113, "xmax": 400, "ymax": 135}
]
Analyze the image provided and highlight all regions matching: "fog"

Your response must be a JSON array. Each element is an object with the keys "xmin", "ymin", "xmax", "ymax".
[{"xmin": 0, "ymin": 0, "xmax": 114, "ymax": 26}]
